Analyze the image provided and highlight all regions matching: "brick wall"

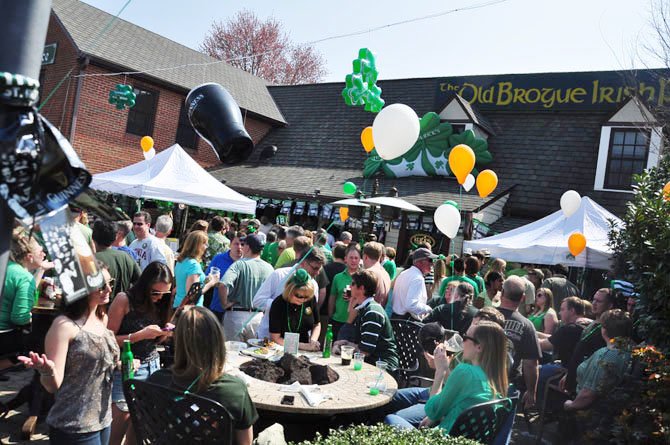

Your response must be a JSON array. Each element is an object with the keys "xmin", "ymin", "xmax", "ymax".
[{"xmin": 40, "ymin": 14, "xmax": 274, "ymax": 175}]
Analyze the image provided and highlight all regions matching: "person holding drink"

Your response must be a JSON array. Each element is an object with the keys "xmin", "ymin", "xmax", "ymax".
[
  {"xmin": 328, "ymin": 244, "xmax": 361, "ymax": 341},
  {"xmin": 174, "ymin": 231, "xmax": 220, "ymax": 308},
  {"xmin": 268, "ymin": 269, "xmax": 321, "ymax": 351}
]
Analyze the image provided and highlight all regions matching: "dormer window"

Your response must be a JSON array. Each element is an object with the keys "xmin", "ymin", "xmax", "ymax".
[
  {"xmin": 438, "ymin": 94, "xmax": 495, "ymax": 138},
  {"xmin": 594, "ymin": 98, "xmax": 662, "ymax": 192}
]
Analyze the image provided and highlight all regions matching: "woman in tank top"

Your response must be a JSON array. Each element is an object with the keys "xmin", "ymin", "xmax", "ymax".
[
  {"xmin": 19, "ymin": 265, "xmax": 119, "ymax": 445},
  {"xmin": 529, "ymin": 287, "xmax": 559, "ymax": 334}
]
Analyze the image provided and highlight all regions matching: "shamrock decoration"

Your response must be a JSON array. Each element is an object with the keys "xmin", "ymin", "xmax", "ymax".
[
  {"xmin": 108, "ymin": 84, "xmax": 136, "ymax": 110},
  {"xmin": 341, "ymin": 48, "xmax": 385, "ymax": 113}
]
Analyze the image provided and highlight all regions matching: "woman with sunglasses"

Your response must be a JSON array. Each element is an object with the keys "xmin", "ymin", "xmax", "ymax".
[
  {"xmin": 19, "ymin": 264, "xmax": 119, "ymax": 445},
  {"xmin": 385, "ymin": 320, "xmax": 508, "ymax": 433},
  {"xmin": 107, "ymin": 261, "xmax": 174, "ymax": 445},
  {"xmin": 268, "ymin": 269, "xmax": 321, "ymax": 351},
  {"xmin": 529, "ymin": 287, "xmax": 558, "ymax": 334}
]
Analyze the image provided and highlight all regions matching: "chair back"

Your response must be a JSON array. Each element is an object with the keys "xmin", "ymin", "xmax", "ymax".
[
  {"xmin": 390, "ymin": 319, "xmax": 423, "ymax": 386},
  {"xmin": 450, "ymin": 395, "xmax": 515, "ymax": 445},
  {"xmin": 124, "ymin": 379, "xmax": 233, "ymax": 445}
]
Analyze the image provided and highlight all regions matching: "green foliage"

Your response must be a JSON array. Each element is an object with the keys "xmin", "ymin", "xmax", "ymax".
[
  {"xmin": 290, "ymin": 423, "xmax": 481, "ymax": 445},
  {"xmin": 608, "ymin": 155, "xmax": 670, "ymax": 349}
]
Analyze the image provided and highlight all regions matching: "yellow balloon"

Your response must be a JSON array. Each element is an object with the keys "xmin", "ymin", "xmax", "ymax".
[
  {"xmin": 140, "ymin": 136, "xmax": 154, "ymax": 152},
  {"xmin": 361, "ymin": 127, "xmax": 375, "ymax": 153},
  {"xmin": 339, "ymin": 207, "xmax": 349, "ymax": 222},
  {"xmin": 476, "ymin": 170, "xmax": 498, "ymax": 198},
  {"xmin": 663, "ymin": 181, "xmax": 670, "ymax": 201},
  {"xmin": 448, "ymin": 144, "xmax": 476, "ymax": 185},
  {"xmin": 568, "ymin": 232, "xmax": 587, "ymax": 256}
]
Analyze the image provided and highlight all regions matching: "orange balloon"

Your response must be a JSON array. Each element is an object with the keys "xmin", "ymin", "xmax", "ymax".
[
  {"xmin": 663, "ymin": 181, "xmax": 670, "ymax": 201},
  {"xmin": 361, "ymin": 127, "xmax": 375, "ymax": 153},
  {"xmin": 339, "ymin": 207, "xmax": 349, "ymax": 222},
  {"xmin": 568, "ymin": 232, "xmax": 587, "ymax": 256},
  {"xmin": 476, "ymin": 170, "xmax": 498, "ymax": 198},
  {"xmin": 140, "ymin": 136, "xmax": 154, "ymax": 152},
  {"xmin": 448, "ymin": 144, "xmax": 476, "ymax": 185}
]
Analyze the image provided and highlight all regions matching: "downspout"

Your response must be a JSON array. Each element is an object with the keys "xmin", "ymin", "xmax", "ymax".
[{"xmin": 68, "ymin": 54, "xmax": 89, "ymax": 148}]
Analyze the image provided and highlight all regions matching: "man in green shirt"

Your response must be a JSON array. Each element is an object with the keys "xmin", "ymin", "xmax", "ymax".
[
  {"xmin": 219, "ymin": 234, "xmax": 274, "ymax": 341},
  {"xmin": 93, "ymin": 220, "xmax": 141, "ymax": 298},
  {"xmin": 382, "ymin": 247, "xmax": 397, "ymax": 280},
  {"xmin": 274, "ymin": 226, "xmax": 304, "ymax": 268},
  {"xmin": 438, "ymin": 258, "xmax": 479, "ymax": 298},
  {"xmin": 328, "ymin": 244, "xmax": 361, "ymax": 340},
  {"xmin": 262, "ymin": 227, "xmax": 285, "ymax": 266}
]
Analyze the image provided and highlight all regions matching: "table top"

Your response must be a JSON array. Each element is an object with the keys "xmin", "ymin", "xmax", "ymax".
[
  {"xmin": 226, "ymin": 351, "xmax": 397, "ymax": 415},
  {"xmin": 31, "ymin": 305, "xmax": 59, "ymax": 315}
]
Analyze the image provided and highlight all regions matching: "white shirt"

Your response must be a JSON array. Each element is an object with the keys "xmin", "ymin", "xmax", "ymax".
[
  {"xmin": 391, "ymin": 265, "xmax": 431, "ymax": 317},
  {"xmin": 252, "ymin": 267, "xmax": 319, "ymax": 339},
  {"xmin": 128, "ymin": 235, "xmax": 167, "ymax": 271}
]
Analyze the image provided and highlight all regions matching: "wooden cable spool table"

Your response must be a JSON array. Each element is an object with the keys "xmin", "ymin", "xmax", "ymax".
[{"xmin": 225, "ymin": 351, "xmax": 398, "ymax": 415}]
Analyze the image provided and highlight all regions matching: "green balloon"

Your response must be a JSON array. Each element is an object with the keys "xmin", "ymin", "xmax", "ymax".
[
  {"xmin": 343, "ymin": 182, "xmax": 357, "ymax": 195},
  {"xmin": 444, "ymin": 200, "xmax": 459, "ymax": 208}
]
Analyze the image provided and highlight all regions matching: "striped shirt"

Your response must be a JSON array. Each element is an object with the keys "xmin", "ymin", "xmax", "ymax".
[{"xmin": 355, "ymin": 298, "xmax": 399, "ymax": 369}]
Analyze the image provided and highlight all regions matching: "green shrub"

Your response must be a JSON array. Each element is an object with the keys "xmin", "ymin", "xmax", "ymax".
[{"xmin": 290, "ymin": 423, "xmax": 481, "ymax": 445}]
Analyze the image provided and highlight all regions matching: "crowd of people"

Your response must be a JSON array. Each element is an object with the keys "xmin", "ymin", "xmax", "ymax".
[{"xmin": 0, "ymin": 209, "xmax": 643, "ymax": 444}]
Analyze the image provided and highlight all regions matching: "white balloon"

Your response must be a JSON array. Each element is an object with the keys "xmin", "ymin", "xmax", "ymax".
[
  {"xmin": 463, "ymin": 174, "xmax": 475, "ymax": 192},
  {"xmin": 560, "ymin": 190, "xmax": 581, "ymax": 218},
  {"xmin": 372, "ymin": 104, "xmax": 420, "ymax": 160},
  {"xmin": 434, "ymin": 203, "xmax": 461, "ymax": 239},
  {"xmin": 143, "ymin": 148, "xmax": 156, "ymax": 160}
]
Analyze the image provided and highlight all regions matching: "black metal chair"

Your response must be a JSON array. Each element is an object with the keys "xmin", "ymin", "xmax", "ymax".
[
  {"xmin": 390, "ymin": 319, "xmax": 424, "ymax": 387},
  {"xmin": 449, "ymin": 394, "xmax": 517, "ymax": 445},
  {"xmin": 124, "ymin": 379, "xmax": 233, "ymax": 445}
]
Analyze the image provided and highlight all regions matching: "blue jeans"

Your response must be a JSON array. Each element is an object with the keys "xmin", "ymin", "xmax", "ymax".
[
  {"xmin": 111, "ymin": 359, "xmax": 156, "ymax": 412},
  {"xmin": 49, "ymin": 426, "xmax": 111, "ymax": 445},
  {"xmin": 383, "ymin": 387, "xmax": 430, "ymax": 428}
]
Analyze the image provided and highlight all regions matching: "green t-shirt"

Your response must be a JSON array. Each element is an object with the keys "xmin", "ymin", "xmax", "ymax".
[
  {"xmin": 319, "ymin": 245, "xmax": 333, "ymax": 263},
  {"xmin": 95, "ymin": 248, "xmax": 141, "ymax": 298},
  {"xmin": 425, "ymin": 363, "xmax": 493, "ymax": 433},
  {"xmin": 576, "ymin": 346, "xmax": 631, "ymax": 395},
  {"xmin": 76, "ymin": 222, "xmax": 92, "ymax": 245},
  {"xmin": 274, "ymin": 247, "xmax": 295, "ymax": 269},
  {"xmin": 468, "ymin": 274, "xmax": 486, "ymax": 295},
  {"xmin": 330, "ymin": 270, "xmax": 353, "ymax": 323},
  {"xmin": 382, "ymin": 260, "xmax": 397, "ymax": 280},
  {"xmin": 205, "ymin": 232, "xmax": 230, "ymax": 266},
  {"xmin": 438, "ymin": 275, "xmax": 479, "ymax": 298},
  {"xmin": 261, "ymin": 242, "xmax": 277, "ymax": 265},
  {"xmin": 0, "ymin": 261, "xmax": 36, "ymax": 330},
  {"xmin": 148, "ymin": 369, "xmax": 258, "ymax": 429},
  {"xmin": 221, "ymin": 258, "xmax": 274, "ymax": 309}
]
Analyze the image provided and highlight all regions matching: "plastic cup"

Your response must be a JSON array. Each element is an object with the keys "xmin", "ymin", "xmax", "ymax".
[
  {"xmin": 341, "ymin": 346, "xmax": 354, "ymax": 365},
  {"xmin": 353, "ymin": 352, "xmax": 363, "ymax": 371},
  {"xmin": 210, "ymin": 266, "xmax": 221, "ymax": 282}
]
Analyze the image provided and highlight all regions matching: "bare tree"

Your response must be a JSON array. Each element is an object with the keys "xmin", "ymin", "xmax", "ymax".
[{"xmin": 200, "ymin": 10, "xmax": 327, "ymax": 85}]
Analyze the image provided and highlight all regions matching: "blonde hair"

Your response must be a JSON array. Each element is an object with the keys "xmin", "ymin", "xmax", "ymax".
[
  {"xmin": 433, "ymin": 259, "xmax": 448, "ymax": 283},
  {"xmin": 172, "ymin": 306, "xmax": 226, "ymax": 392},
  {"xmin": 10, "ymin": 227, "xmax": 39, "ymax": 263},
  {"xmin": 189, "ymin": 220, "xmax": 209, "ymax": 233},
  {"xmin": 535, "ymin": 287, "xmax": 554, "ymax": 312},
  {"xmin": 473, "ymin": 321, "xmax": 509, "ymax": 398},
  {"xmin": 282, "ymin": 279, "xmax": 317, "ymax": 302},
  {"xmin": 177, "ymin": 230, "xmax": 208, "ymax": 262},
  {"xmin": 490, "ymin": 258, "xmax": 507, "ymax": 275}
]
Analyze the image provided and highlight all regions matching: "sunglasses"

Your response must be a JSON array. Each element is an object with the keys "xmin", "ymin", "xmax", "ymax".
[
  {"xmin": 98, "ymin": 278, "xmax": 116, "ymax": 291},
  {"xmin": 150, "ymin": 290, "xmax": 172, "ymax": 297},
  {"xmin": 463, "ymin": 335, "xmax": 479, "ymax": 345},
  {"xmin": 293, "ymin": 293, "xmax": 312, "ymax": 300}
]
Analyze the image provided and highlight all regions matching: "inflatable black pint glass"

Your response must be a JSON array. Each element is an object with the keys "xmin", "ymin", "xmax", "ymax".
[{"xmin": 185, "ymin": 83, "xmax": 254, "ymax": 163}]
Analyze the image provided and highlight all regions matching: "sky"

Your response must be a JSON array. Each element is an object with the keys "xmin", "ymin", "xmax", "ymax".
[{"xmin": 80, "ymin": 0, "xmax": 660, "ymax": 82}]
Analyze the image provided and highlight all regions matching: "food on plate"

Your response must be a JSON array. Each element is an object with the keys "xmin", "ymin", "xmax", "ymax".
[{"xmin": 254, "ymin": 347, "xmax": 270, "ymax": 355}]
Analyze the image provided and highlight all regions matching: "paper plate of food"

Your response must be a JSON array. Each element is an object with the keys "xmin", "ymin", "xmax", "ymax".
[
  {"xmin": 240, "ymin": 346, "xmax": 278, "ymax": 360},
  {"xmin": 247, "ymin": 338, "xmax": 281, "ymax": 350}
]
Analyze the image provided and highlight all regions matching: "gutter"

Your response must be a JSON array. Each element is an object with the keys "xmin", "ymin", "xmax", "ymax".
[{"xmin": 69, "ymin": 54, "xmax": 89, "ymax": 147}]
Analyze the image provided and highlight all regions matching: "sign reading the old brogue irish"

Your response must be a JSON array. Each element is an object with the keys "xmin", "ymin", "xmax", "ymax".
[{"xmin": 435, "ymin": 70, "xmax": 670, "ymax": 111}]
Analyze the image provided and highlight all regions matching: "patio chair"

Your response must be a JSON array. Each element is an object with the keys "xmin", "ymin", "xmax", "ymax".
[
  {"xmin": 449, "ymin": 393, "xmax": 517, "ymax": 445},
  {"xmin": 390, "ymin": 319, "xmax": 424, "ymax": 387},
  {"xmin": 124, "ymin": 379, "xmax": 233, "ymax": 445}
]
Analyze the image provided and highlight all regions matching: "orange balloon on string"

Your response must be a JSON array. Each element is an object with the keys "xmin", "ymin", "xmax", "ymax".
[
  {"xmin": 339, "ymin": 207, "xmax": 349, "ymax": 222},
  {"xmin": 448, "ymin": 144, "xmax": 476, "ymax": 185},
  {"xmin": 568, "ymin": 232, "xmax": 587, "ymax": 256},
  {"xmin": 361, "ymin": 127, "xmax": 375, "ymax": 153},
  {"xmin": 476, "ymin": 170, "xmax": 498, "ymax": 198},
  {"xmin": 140, "ymin": 136, "xmax": 154, "ymax": 152}
]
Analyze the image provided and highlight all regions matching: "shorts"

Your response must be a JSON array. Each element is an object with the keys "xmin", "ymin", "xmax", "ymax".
[{"xmin": 111, "ymin": 356, "xmax": 159, "ymax": 412}]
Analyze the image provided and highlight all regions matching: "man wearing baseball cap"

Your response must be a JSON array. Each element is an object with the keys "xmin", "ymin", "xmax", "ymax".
[
  {"xmin": 219, "ymin": 234, "xmax": 274, "ymax": 341},
  {"xmin": 391, "ymin": 248, "xmax": 437, "ymax": 320}
]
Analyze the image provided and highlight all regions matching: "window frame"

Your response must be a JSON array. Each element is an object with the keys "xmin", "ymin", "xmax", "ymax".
[
  {"xmin": 126, "ymin": 86, "xmax": 159, "ymax": 136},
  {"xmin": 602, "ymin": 128, "xmax": 651, "ymax": 190}
]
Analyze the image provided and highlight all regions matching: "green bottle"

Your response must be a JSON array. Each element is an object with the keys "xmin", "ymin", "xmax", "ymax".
[
  {"xmin": 323, "ymin": 324, "xmax": 333, "ymax": 358},
  {"xmin": 121, "ymin": 340, "xmax": 134, "ymax": 381}
]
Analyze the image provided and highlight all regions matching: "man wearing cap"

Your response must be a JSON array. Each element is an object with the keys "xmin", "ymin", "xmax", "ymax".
[
  {"xmin": 218, "ymin": 234, "xmax": 274, "ymax": 341},
  {"xmin": 391, "ymin": 248, "xmax": 436, "ymax": 320}
]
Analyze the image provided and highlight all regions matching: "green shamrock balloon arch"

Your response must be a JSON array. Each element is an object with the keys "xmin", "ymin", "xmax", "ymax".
[
  {"xmin": 342, "ymin": 48, "xmax": 385, "ymax": 113},
  {"xmin": 109, "ymin": 84, "xmax": 136, "ymax": 110}
]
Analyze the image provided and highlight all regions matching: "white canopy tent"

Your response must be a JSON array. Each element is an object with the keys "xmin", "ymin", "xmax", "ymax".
[
  {"xmin": 463, "ymin": 197, "xmax": 623, "ymax": 269},
  {"xmin": 90, "ymin": 144, "xmax": 256, "ymax": 215}
]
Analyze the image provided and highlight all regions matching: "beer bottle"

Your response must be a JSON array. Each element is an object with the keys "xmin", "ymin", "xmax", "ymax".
[
  {"xmin": 323, "ymin": 324, "xmax": 333, "ymax": 358},
  {"xmin": 121, "ymin": 340, "xmax": 134, "ymax": 381}
]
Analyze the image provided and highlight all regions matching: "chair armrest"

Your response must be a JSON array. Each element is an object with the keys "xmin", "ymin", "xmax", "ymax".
[{"xmin": 408, "ymin": 375, "xmax": 434, "ymax": 388}]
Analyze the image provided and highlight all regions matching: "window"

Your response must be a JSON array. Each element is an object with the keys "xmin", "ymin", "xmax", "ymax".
[
  {"xmin": 175, "ymin": 103, "xmax": 198, "ymax": 149},
  {"xmin": 604, "ymin": 129, "xmax": 650, "ymax": 190},
  {"xmin": 451, "ymin": 124, "xmax": 467, "ymax": 134},
  {"xmin": 126, "ymin": 87, "xmax": 158, "ymax": 136}
]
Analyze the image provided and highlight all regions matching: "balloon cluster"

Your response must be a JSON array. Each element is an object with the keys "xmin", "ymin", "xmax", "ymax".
[
  {"xmin": 560, "ymin": 190, "xmax": 586, "ymax": 256},
  {"xmin": 108, "ymin": 84, "xmax": 136, "ymax": 110},
  {"xmin": 342, "ymin": 48, "xmax": 385, "ymax": 113},
  {"xmin": 141, "ymin": 136, "xmax": 155, "ymax": 160},
  {"xmin": 448, "ymin": 144, "xmax": 498, "ymax": 198}
]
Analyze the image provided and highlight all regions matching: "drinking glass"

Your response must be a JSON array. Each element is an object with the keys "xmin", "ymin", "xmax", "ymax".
[
  {"xmin": 341, "ymin": 346, "xmax": 354, "ymax": 365},
  {"xmin": 353, "ymin": 352, "xmax": 363, "ymax": 370},
  {"xmin": 209, "ymin": 266, "xmax": 221, "ymax": 282}
]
